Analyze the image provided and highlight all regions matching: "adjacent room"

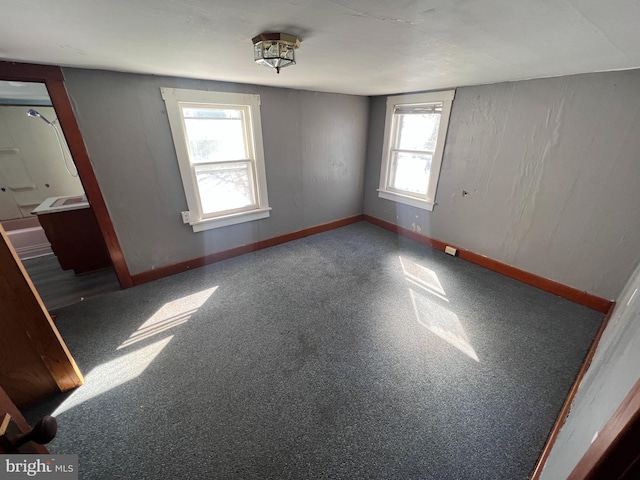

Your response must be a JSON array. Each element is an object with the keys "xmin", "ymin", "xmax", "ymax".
[
  {"xmin": 1, "ymin": 1, "xmax": 640, "ymax": 479},
  {"xmin": 0, "ymin": 81, "xmax": 120, "ymax": 311}
]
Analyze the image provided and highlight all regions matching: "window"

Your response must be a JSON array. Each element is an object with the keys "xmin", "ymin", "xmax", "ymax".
[
  {"xmin": 378, "ymin": 90, "xmax": 455, "ymax": 211},
  {"xmin": 161, "ymin": 88, "xmax": 270, "ymax": 232}
]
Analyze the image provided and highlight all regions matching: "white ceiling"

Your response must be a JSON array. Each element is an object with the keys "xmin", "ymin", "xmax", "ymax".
[{"xmin": 1, "ymin": 0, "xmax": 640, "ymax": 96}]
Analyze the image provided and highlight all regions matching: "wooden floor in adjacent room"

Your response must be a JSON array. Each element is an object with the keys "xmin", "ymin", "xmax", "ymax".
[{"xmin": 21, "ymin": 254, "xmax": 121, "ymax": 312}]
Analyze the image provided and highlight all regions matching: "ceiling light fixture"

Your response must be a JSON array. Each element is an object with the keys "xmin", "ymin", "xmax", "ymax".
[{"xmin": 252, "ymin": 32, "xmax": 300, "ymax": 74}]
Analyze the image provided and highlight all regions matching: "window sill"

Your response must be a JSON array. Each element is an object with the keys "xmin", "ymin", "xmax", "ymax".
[
  {"xmin": 189, "ymin": 207, "xmax": 271, "ymax": 232},
  {"xmin": 377, "ymin": 190, "xmax": 435, "ymax": 211}
]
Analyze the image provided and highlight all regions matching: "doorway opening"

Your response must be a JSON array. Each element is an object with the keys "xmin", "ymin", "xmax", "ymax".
[
  {"xmin": 0, "ymin": 62, "xmax": 132, "ymax": 317},
  {"xmin": 0, "ymin": 80, "xmax": 121, "ymax": 311}
]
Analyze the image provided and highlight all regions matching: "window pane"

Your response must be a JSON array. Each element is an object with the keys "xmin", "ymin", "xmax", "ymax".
[
  {"xmin": 195, "ymin": 162, "xmax": 256, "ymax": 214},
  {"xmin": 183, "ymin": 107, "xmax": 246, "ymax": 163},
  {"xmin": 395, "ymin": 112, "xmax": 441, "ymax": 152},
  {"xmin": 389, "ymin": 151, "xmax": 432, "ymax": 195}
]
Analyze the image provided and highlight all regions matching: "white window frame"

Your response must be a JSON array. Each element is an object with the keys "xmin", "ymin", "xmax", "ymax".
[
  {"xmin": 161, "ymin": 88, "xmax": 270, "ymax": 232},
  {"xmin": 378, "ymin": 90, "xmax": 455, "ymax": 211}
]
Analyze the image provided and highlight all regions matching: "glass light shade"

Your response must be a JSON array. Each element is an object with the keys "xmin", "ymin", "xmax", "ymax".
[{"xmin": 252, "ymin": 33, "xmax": 300, "ymax": 74}]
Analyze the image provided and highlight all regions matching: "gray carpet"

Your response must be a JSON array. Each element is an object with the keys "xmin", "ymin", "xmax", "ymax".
[{"xmin": 24, "ymin": 222, "xmax": 603, "ymax": 479}]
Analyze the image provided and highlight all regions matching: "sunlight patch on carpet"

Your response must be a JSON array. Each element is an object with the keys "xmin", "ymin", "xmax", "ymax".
[
  {"xmin": 400, "ymin": 256, "xmax": 479, "ymax": 362},
  {"xmin": 117, "ymin": 286, "xmax": 218, "ymax": 349},
  {"xmin": 52, "ymin": 336, "xmax": 173, "ymax": 416}
]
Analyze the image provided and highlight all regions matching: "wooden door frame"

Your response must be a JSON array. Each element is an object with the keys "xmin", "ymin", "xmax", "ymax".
[{"xmin": 0, "ymin": 61, "xmax": 132, "ymax": 288}]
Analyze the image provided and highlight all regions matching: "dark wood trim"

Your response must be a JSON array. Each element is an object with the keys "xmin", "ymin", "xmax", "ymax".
[
  {"xmin": 530, "ymin": 303, "xmax": 615, "ymax": 479},
  {"xmin": 0, "ymin": 62, "xmax": 63, "ymax": 83},
  {"xmin": 567, "ymin": 377, "xmax": 640, "ymax": 480},
  {"xmin": 44, "ymin": 79, "xmax": 132, "ymax": 287},
  {"xmin": 363, "ymin": 214, "xmax": 613, "ymax": 313},
  {"xmin": 0, "ymin": 61, "xmax": 133, "ymax": 288},
  {"xmin": 132, "ymin": 215, "xmax": 364, "ymax": 285}
]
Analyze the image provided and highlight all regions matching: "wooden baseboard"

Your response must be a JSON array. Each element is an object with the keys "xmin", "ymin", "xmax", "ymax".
[
  {"xmin": 362, "ymin": 214, "xmax": 613, "ymax": 313},
  {"xmin": 132, "ymin": 215, "xmax": 364, "ymax": 286},
  {"xmin": 133, "ymin": 213, "xmax": 614, "ymax": 313},
  {"xmin": 530, "ymin": 303, "xmax": 615, "ymax": 479}
]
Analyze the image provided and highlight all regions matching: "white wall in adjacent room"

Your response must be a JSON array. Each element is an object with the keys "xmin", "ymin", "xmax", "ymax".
[{"xmin": 0, "ymin": 105, "xmax": 84, "ymax": 220}]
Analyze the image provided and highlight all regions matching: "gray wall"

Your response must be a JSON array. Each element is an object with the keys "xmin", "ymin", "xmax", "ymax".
[
  {"xmin": 364, "ymin": 70, "xmax": 640, "ymax": 300},
  {"xmin": 62, "ymin": 69, "xmax": 369, "ymax": 275},
  {"xmin": 540, "ymin": 260, "xmax": 640, "ymax": 478}
]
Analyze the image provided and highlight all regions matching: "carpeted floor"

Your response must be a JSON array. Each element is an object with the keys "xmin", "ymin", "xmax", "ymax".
[{"xmin": 24, "ymin": 222, "xmax": 603, "ymax": 479}]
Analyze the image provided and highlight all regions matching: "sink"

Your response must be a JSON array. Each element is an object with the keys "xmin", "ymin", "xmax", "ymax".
[
  {"xmin": 32, "ymin": 194, "xmax": 89, "ymax": 215},
  {"xmin": 51, "ymin": 196, "xmax": 87, "ymax": 207}
]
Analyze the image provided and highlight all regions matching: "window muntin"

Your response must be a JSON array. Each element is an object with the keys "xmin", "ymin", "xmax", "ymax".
[
  {"xmin": 162, "ymin": 88, "xmax": 270, "ymax": 232},
  {"xmin": 378, "ymin": 91, "xmax": 455, "ymax": 211}
]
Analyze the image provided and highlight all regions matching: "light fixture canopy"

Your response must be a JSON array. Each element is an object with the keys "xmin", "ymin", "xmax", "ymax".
[{"xmin": 252, "ymin": 32, "xmax": 300, "ymax": 74}]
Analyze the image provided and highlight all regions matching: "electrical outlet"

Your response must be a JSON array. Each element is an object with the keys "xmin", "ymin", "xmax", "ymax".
[
  {"xmin": 445, "ymin": 246, "xmax": 457, "ymax": 256},
  {"xmin": 181, "ymin": 211, "xmax": 191, "ymax": 224}
]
